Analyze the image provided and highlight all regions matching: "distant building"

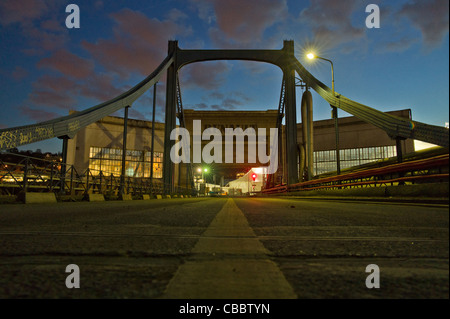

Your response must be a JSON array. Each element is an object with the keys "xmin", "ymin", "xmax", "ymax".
[
  {"xmin": 67, "ymin": 115, "xmax": 165, "ymax": 180},
  {"xmin": 297, "ymin": 109, "xmax": 414, "ymax": 175}
]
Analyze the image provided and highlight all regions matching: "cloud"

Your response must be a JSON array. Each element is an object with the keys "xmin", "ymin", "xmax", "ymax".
[
  {"xmin": 190, "ymin": 0, "xmax": 287, "ymax": 47},
  {"xmin": 193, "ymin": 103, "xmax": 209, "ymax": 109},
  {"xmin": 79, "ymin": 73, "xmax": 123, "ymax": 102},
  {"xmin": 37, "ymin": 49, "xmax": 95, "ymax": 79},
  {"xmin": 167, "ymin": 8, "xmax": 188, "ymax": 21},
  {"xmin": 212, "ymin": 0, "xmax": 287, "ymax": 45},
  {"xmin": 206, "ymin": 91, "xmax": 225, "ymax": 101},
  {"xmin": 29, "ymin": 89, "xmax": 77, "ymax": 109},
  {"xmin": 0, "ymin": 1, "xmax": 68, "ymax": 55},
  {"xmin": 94, "ymin": 1, "xmax": 104, "ymax": 10},
  {"xmin": 232, "ymin": 91, "xmax": 252, "ymax": 103},
  {"xmin": 81, "ymin": 8, "xmax": 188, "ymax": 77},
  {"xmin": 211, "ymin": 104, "xmax": 233, "ymax": 110},
  {"xmin": 299, "ymin": 0, "xmax": 366, "ymax": 52},
  {"xmin": 33, "ymin": 74, "xmax": 75, "ymax": 92},
  {"xmin": 26, "ymin": 49, "xmax": 122, "ymax": 117},
  {"xmin": 22, "ymin": 26, "xmax": 68, "ymax": 55},
  {"xmin": 180, "ymin": 61, "xmax": 230, "ymax": 90},
  {"xmin": 0, "ymin": 0, "xmax": 48, "ymax": 26},
  {"xmin": 187, "ymin": 91, "xmax": 250, "ymax": 111},
  {"xmin": 382, "ymin": 37, "xmax": 420, "ymax": 53},
  {"xmin": 12, "ymin": 66, "xmax": 29, "ymax": 81},
  {"xmin": 209, "ymin": 0, "xmax": 288, "ymax": 48},
  {"xmin": 188, "ymin": 0, "xmax": 215, "ymax": 24},
  {"xmin": 399, "ymin": 0, "xmax": 449, "ymax": 48},
  {"xmin": 19, "ymin": 106, "xmax": 62, "ymax": 122},
  {"xmin": 28, "ymin": 70, "xmax": 123, "ymax": 111}
]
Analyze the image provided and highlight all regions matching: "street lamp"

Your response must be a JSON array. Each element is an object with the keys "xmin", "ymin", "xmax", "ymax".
[{"xmin": 307, "ymin": 52, "xmax": 341, "ymax": 175}]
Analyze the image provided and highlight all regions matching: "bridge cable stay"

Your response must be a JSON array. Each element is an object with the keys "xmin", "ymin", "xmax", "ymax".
[{"xmin": 290, "ymin": 57, "xmax": 448, "ymax": 148}]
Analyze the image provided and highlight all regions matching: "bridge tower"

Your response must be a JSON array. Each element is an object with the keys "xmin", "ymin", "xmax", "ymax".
[{"xmin": 162, "ymin": 40, "xmax": 299, "ymax": 193}]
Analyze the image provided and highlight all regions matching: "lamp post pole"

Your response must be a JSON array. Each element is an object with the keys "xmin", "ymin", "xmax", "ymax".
[{"xmin": 310, "ymin": 55, "xmax": 341, "ymax": 175}]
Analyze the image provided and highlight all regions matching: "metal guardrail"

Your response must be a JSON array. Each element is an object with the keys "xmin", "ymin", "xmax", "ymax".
[
  {"xmin": 261, "ymin": 154, "xmax": 449, "ymax": 194},
  {"xmin": 0, "ymin": 152, "xmax": 194, "ymax": 198}
]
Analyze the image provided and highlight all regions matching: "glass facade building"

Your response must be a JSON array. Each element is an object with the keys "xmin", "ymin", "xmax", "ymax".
[
  {"xmin": 88, "ymin": 147, "xmax": 163, "ymax": 178},
  {"xmin": 313, "ymin": 145, "xmax": 397, "ymax": 175}
]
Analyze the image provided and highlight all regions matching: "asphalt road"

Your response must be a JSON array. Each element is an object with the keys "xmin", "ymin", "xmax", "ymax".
[{"xmin": 0, "ymin": 197, "xmax": 447, "ymax": 299}]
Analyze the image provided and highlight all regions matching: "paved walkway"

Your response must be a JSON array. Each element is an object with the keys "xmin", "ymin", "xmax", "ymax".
[{"xmin": 162, "ymin": 198, "xmax": 297, "ymax": 299}]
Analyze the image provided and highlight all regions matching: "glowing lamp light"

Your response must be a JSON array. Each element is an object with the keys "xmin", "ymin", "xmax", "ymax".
[
  {"xmin": 251, "ymin": 173, "xmax": 257, "ymax": 181},
  {"xmin": 307, "ymin": 53, "xmax": 316, "ymax": 60}
]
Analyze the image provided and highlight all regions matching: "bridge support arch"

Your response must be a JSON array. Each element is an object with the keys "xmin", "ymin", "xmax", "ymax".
[{"xmin": 162, "ymin": 40, "xmax": 299, "ymax": 193}]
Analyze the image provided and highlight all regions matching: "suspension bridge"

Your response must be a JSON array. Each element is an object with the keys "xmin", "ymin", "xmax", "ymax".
[{"xmin": 0, "ymin": 40, "xmax": 448, "ymax": 198}]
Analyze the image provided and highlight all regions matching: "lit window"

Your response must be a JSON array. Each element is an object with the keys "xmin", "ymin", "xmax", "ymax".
[{"xmin": 88, "ymin": 147, "xmax": 163, "ymax": 178}]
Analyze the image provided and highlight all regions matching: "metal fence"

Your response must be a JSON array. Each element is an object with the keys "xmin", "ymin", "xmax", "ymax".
[{"xmin": 0, "ymin": 152, "xmax": 194, "ymax": 198}]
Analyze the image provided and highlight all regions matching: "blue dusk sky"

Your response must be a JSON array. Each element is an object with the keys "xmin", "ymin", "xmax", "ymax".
[{"xmin": 0, "ymin": 0, "xmax": 448, "ymax": 153}]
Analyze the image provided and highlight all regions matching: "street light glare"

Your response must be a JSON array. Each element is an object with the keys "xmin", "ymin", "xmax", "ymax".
[
  {"xmin": 307, "ymin": 53, "xmax": 315, "ymax": 60},
  {"xmin": 204, "ymin": 168, "xmax": 208, "ymax": 172}
]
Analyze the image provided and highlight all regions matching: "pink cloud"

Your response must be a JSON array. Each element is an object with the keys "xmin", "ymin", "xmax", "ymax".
[
  {"xmin": 299, "ymin": 0, "xmax": 366, "ymax": 51},
  {"xmin": 40, "ymin": 18, "xmax": 66, "ymax": 32},
  {"xmin": 12, "ymin": 66, "xmax": 29, "ymax": 81},
  {"xmin": 33, "ymin": 74, "xmax": 75, "ymax": 92},
  {"xmin": 80, "ymin": 73, "xmax": 123, "ymax": 102},
  {"xmin": 212, "ymin": 0, "xmax": 287, "ymax": 44},
  {"xmin": 19, "ymin": 106, "xmax": 61, "ymax": 122},
  {"xmin": 82, "ymin": 8, "xmax": 186, "ymax": 77},
  {"xmin": 1, "ymin": 0, "xmax": 68, "ymax": 56},
  {"xmin": 399, "ymin": 0, "xmax": 449, "ymax": 48},
  {"xmin": 0, "ymin": 0, "xmax": 48, "ymax": 26},
  {"xmin": 37, "ymin": 49, "xmax": 95, "ymax": 79},
  {"xmin": 24, "ymin": 27, "xmax": 68, "ymax": 55},
  {"xmin": 180, "ymin": 62, "xmax": 230, "ymax": 90},
  {"xmin": 29, "ymin": 70, "xmax": 123, "ymax": 111},
  {"xmin": 29, "ymin": 89, "xmax": 77, "ymax": 109}
]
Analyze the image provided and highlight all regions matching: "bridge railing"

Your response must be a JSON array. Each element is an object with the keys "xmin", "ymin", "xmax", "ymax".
[
  {"xmin": 0, "ymin": 152, "xmax": 193, "ymax": 198},
  {"xmin": 262, "ymin": 154, "xmax": 449, "ymax": 194}
]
